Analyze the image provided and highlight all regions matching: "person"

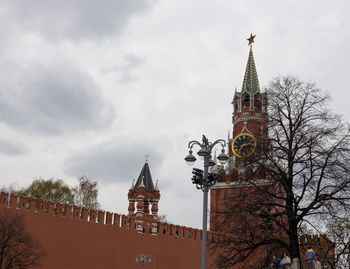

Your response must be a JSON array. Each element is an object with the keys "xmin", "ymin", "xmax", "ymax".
[
  {"xmin": 314, "ymin": 257, "xmax": 321, "ymax": 269},
  {"xmin": 305, "ymin": 246, "xmax": 316, "ymax": 269},
  {"xmin": 280, "ymin": 253, "xmax": 291, "ymax": 269},
  {"xmin": 271, "ymin": 255, "xmax": 281, "ymax": 268}
]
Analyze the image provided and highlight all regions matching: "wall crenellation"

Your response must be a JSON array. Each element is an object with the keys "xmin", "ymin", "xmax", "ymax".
[
  {"xmin": 299, "ymin": 234, "xmax": 334, "ymax": 250},
  {"xmin": 0, "ymin": 192, "xmax": 203, "ymax": 242}
]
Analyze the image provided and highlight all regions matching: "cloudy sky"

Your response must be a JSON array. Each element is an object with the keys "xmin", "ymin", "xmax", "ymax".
[{"xmin": 0, "ymin": 0, "xmax": 349, "ymax": 228}]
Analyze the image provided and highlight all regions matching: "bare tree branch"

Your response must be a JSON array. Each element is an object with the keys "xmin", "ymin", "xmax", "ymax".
[
  {"xmin": 211, "ymin": 76, "xmax": 349, "ymax": 268},
  {"xmin": 0, "ymin": 211, "xmax": 45, "ymax": 269}
]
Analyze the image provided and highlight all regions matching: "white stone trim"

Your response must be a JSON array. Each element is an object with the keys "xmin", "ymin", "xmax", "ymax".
[
  {"xmin": 233, "ymin": 116, "xmax": 266, "ymax": 125},
  {"xmin": 212, "ymin": 179, "xmax": 271, "ymax": 189}
]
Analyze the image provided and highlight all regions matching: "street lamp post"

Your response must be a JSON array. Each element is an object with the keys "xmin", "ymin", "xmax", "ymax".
[
  {"xmin": 136, "ymin": 254, "xmax": 151, "ymax": 269},
  {"xmin": 185, "ymin": 135, "xmax": 229, "ymax": 269}
]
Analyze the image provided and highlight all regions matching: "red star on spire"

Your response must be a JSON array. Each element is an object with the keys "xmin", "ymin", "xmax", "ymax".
[{"xmin": 247, "ymin": 33, "xmax": 256, "ymax": 46}]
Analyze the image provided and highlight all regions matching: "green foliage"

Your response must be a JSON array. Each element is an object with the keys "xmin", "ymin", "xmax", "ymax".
[
  {"xmin": 1, "ymin": 176, "xmax": 100, "ymax": 210},
  {"xmin": 155, "ymin": 214, "xmax": 168, "ymax": 223},
  {"xmin": 20, "ymin": 179, "xmax": 74, "ymax": 205}
]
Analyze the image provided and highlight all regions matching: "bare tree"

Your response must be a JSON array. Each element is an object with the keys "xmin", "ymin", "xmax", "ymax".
[
  {"xmin": 0, "ymin": 211, "xmax": 45, "ymax": 269},
  {"xmin": 211, "ymin": 76, "xmax": 350, "ymax": 268},
  {"xmin": 325, "ymin": 218, "xmax": 350, "ymax": 268},
  {"xmin": 72, "ymin": 176, "xmax": 100, "ymax": 210}
]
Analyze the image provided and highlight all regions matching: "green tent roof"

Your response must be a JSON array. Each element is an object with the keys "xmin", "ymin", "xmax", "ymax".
[{"xmin": 241, "ymin": 46, "xmax": 260, "ymax": 94}]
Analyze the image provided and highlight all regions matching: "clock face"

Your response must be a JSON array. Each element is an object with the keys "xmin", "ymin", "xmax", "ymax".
[{"xmin": 232, "ymin": 133, "xmax": 256, "ymax": 158}]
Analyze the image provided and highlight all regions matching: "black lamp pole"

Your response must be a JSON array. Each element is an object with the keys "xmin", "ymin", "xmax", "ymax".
[{"xmin": 185, "ymin": 135, "xmax": 229, "ymax": 269}]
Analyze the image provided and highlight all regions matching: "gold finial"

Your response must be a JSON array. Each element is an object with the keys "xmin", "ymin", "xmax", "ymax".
[
  {"xmin": 247, "ymin": 33, "xmax": 256, "ymax": 48},
  {"xmin": 145, "ymin": 154, "xmax": 149, "ymax": 163}
]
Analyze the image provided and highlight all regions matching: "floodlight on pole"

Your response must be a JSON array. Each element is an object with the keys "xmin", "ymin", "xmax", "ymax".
[{"xmin": 184, "ymin": 135, "xmax": 229, "ymax": 269}]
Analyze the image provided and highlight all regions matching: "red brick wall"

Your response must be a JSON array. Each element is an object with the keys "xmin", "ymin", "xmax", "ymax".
[{"xmin": 0, "ymin": 192, "xmax": 209, "ymax": 269}]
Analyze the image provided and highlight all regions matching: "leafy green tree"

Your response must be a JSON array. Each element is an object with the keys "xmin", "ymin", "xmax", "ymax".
[
  {"xmin": 20, "ymin": 179, "xmax": 74, "ymax": 205},
  {"xmin": 13, "ymin": 177, "xmax": 101, "ymax": 209}
]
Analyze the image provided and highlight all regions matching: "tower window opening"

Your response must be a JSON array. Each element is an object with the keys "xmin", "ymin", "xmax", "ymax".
[
  {"xmin": 254, "ymin": 98, "xmax": 261, "ymax": 109},
  {"xmin": 243, "ymin": 95, "xmax": 250, "ymax": 107}
]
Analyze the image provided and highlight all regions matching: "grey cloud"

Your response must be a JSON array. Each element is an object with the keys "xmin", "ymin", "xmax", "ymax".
[
  {"xmin": 63, "ymin": 136, "xmax": 165, "ymax": 183},
  {"xmin": 0, "ymin": 139, "xmax": 29, "ymax": 156},
  {"xmin": 100, "ymin": 54, "xmax": 145, "ymax": 83},
  {"xmin": 4, "ymin": 0, "xmax": 154, "ymax": 41},
  {"xmin": 0, "ymin": 60, "xmax": 115, "ymax": 135}
]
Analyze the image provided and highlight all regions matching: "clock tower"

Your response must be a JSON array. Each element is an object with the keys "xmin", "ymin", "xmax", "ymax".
[{"xmin": 210, "ymin": 34, "xmax": 268, "ymax": 231}]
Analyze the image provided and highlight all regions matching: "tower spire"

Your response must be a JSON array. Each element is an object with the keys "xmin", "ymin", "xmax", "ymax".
[
  {"xmin": 242, "ymin": 33, "xmax": 260, "ymax": 94},
  {"xmin": 133, "ymin": 161, "xmax": 155, "ymax": 191},
  {"xmin": 127, "ymin": 159, "xmax": 161, "ymax": 221}
]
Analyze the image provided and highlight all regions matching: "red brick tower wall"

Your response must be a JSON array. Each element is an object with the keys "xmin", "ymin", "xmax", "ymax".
[{"xmin": 210, "ymin": 92, "xmax": 268, "ymax": 231}]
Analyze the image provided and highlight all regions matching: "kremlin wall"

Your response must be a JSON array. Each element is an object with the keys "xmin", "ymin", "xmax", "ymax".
[
  {"xmin": 0, "ymin": 191, "xmax": 334, "ymax": 268},
  {"xmin": 0, "ymin": 191, "xmax": 208, "ymax": 268}
]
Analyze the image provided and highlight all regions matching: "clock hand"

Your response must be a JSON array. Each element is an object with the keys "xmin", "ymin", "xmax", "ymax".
[
  {"xmin": 240, "ymin": 143, "xmax": 250, "ymax": 149},
  {"xmin": 239, "ymin": 144, "xmax": 249, "ymax": 154},
  {"xmin": 239, "ymin": 142, "xmax": 254, "ymax": 154}
]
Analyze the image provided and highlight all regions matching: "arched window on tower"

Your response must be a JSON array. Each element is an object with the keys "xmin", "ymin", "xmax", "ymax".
[
  {"xmin": 254, "ymin": 95, "xmax": 262, "ymax": 111},
  {"xmin": 243, "ymin": 94, "xmax": 250, "ymax": 107},
  {"xmin": 263, "ymin": 99, "xmax": 267, "ymax": 112}
]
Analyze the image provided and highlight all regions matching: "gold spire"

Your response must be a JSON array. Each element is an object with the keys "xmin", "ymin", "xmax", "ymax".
[{"xmin": 145, "ymin": 154, "xmax": 149, "ymax": 163}]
